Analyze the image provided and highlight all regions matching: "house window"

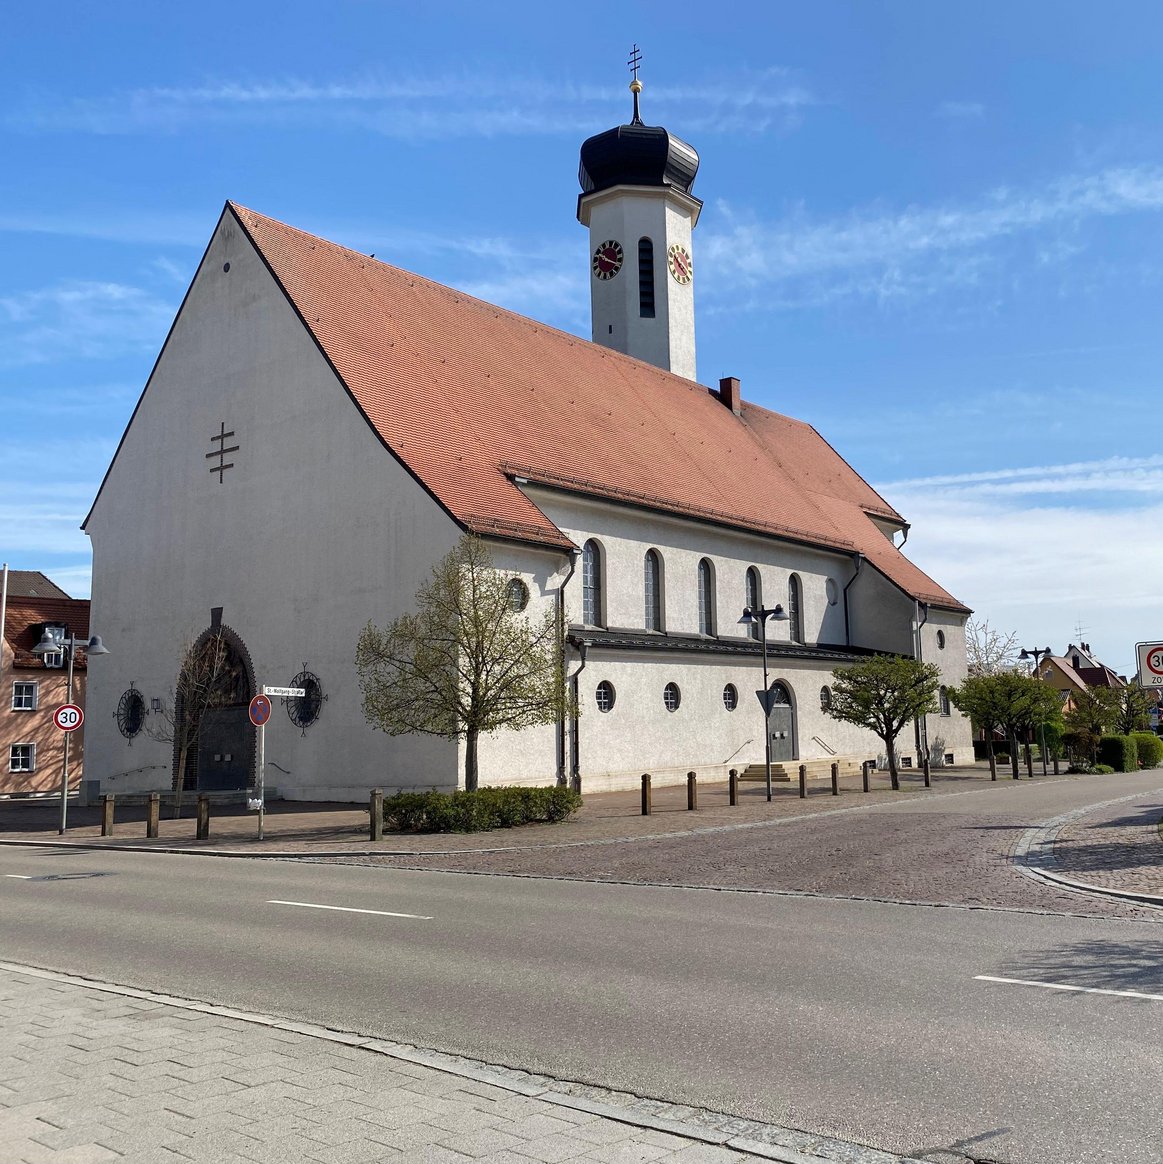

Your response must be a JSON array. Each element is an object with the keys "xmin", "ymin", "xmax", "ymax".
[
  {"xmin": 582, "ymin": 540, "xmax": 603, "ymax": 627},
  {"xmin": 745, "ymin": 568, "xmax": 761, "ymax": 640},
  {"xmin": 508, "ymin": 578, "xmax": 530, "ymax": 612},
  {"xmin": 698, "ymin": 558, "xmax": 715, "ymax": 635},
  {"xmin": 663, "ymin": 682, "xmax": 681, "ymax": 712},
  {"xmin": 723, "ymin": 683, "xmax": 738, "ymax": 711},
  {"xmin": 595, "ymin": 681, "xmax": 616, "ymax": 713},
  {"xmin": 40, "ymin": 626, "xmax": 65, "ymax": 668},
  {"xmin": 820, "ymin": 685, "xmax": 832, "ymax": 711},
  {"xmin": 788, "ymin": 574, "xmax": 803, "ymax": 644},
  {"xmin": 939, "ymin": 686, "xmax": 951, "ymax": 716},
  {"xmin": 9, "ymin": 744, "xmax": 34, "ymax": 773},
  {"xmin": 936, "ymin": 630, "xmax": 946, "ymax": 650},
  {"xmin": 644, "ymin": 549, "xmax": 662, "ymax": 631},
  {"xmin": 638, "ymin": 237, "xmax": 655, "ymax": 318},
  {"xmin": 12, "ymin": 682, "xmax": 37, "ymax": 711}
]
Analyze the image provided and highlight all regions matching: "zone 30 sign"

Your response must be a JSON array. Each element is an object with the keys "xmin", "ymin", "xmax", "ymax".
[{"xmin": 1135, "ymin": 642, "xmax": 1163, "ymax": 688}]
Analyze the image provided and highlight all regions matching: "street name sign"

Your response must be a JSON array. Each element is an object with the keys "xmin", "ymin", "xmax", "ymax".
[
  {"xmin": 1135, "ymin": 641, "xmax": 1163, "ymax": 688},
  {"xmin": 263, "ymin": 686, "xmax": 306, "ymax": 698},
  {"xmin": 53, "ymin": 704, "xmax": 84, "ymax": 732}
]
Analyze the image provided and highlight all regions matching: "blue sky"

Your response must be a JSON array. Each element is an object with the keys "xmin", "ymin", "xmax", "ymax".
[{"xmin": 3, "ymin": 1, "xmax": 1162, "ymax": 673}]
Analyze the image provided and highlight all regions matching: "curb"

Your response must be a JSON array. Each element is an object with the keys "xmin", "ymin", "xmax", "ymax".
[{"xmin": 0, "ymin": 959, "xmax": 907, "ymax": 1164}]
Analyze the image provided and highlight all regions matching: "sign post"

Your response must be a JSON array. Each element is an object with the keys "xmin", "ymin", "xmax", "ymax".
[
  {"xmin": 1135, "ymin": 642, "xmax": 1163, "ymax": 689},
  {"xmin": 248, "ymin": 687, "xmax": 304, "ymax": 841}
]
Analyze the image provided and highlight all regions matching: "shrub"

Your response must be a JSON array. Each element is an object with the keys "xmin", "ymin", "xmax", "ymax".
[
  {"xmin": 1097, "ymin": 735, "xmax": 1138, "ymax": 773},
  {"xmin": 994, "ymin": 753, "xmax": 1010, "ymax": 766},
  {"xmin": 1131, "ymin": 732, "xmax": 1163, "ymax": 769},
  {"xmin": 1093, "ymin": 764, "xmax": 1116, "ymax": 775},
  {"xmin": 382, "ymin": 786, "xmax": 581, "ymax": 833}
]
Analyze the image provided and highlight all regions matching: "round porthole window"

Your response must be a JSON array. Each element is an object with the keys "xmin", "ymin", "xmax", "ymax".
[
  {"xmin": 115, "ymin": 688, "xmax": 146, "ymax": 739},
  {"xmin": 508, "ymin": 578, "xmax": 530, "ymax": 612},
  {"xmin": 723, "ymin": 683, "xmax": 738, "ymax": 711},
  {"xmin": 663, "ymin": 682, "xmax": 681, "ymax": 712},
  {"xmin": 595, "ymin": 680, "xmax": 616, "ymax": 713},
  {"xmin": 286, "ymin": 670, "xmax": 325, "ymax": 732}
]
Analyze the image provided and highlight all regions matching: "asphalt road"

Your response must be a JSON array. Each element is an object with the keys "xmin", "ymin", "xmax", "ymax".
[{"xmin": 1, "ymin": 792, "xmax": 1161, "ymax": 1163}]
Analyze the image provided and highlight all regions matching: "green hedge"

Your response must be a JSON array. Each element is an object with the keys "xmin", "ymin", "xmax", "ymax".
[
  {"xmin": 382, "ymin": 786, "xmax": 581, "ymax": 833},
  {"xmin": 1131, "ymin": 732, "xmax": 1163, "ymax": 768},
  {"xmin": 1097, "ymin": 735, "xmax": 1138, "ymax": 773}
]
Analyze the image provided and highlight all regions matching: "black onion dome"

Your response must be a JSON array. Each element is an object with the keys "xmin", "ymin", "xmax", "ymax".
[{"xmin": 579, "ymin": 119, "xmax": 699, "ymax": 197}]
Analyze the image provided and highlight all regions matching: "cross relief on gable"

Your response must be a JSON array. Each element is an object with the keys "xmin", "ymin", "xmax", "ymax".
[{"xmin": 206, "ymin": 421, "xmax": 239, "ymax": 483}]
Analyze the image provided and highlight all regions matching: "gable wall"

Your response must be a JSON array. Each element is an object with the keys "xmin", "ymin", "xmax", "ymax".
[{"xmin": 85, "ymin": 212, "xmax": 464, "ymax": 800}]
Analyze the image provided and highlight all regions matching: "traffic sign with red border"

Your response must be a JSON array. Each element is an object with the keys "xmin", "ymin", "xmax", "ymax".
[
  {"xmin": 248, "ymin": 694, "xmax": 273, "ymax": 727},
  {"xmin": 53, "ymin": 704, "xmax": 84, "ymax": 732},
  {"xmin": 1135, "ymin": 641, "xmax": 1163, "ymax": 688}
]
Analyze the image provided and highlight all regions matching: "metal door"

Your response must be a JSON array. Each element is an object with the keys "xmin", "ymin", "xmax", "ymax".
[
  {"xmin": 767, "ymin": 682, "xmax": 795, "ymax": 762},
  {"xmin": 197, "ymin": 706, "xmax": 253, "ymax": 790}
]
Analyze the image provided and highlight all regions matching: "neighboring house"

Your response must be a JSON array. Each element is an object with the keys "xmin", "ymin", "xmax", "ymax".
[
  {"xmin": 0, "ymin": 588, "xmax": 90, "ymax": 795},
  {"xmin": 83, "ymin": 79, "xmax": 973, "ymax": 799},
  {"xmin": 1035, "ymin": 655, "xmax": 1092, "ymax": 713}
]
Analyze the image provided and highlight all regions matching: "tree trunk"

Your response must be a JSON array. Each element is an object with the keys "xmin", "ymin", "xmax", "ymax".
[
  {"xmin": 1024, "ymin": 740, "xmax": 1034, "ymax": 779},
  {"xmin": 987, "ymin": 734, "xmax": 997, "ymax": 781},
  {"xmin": 174, "ymin": 744, "xmax": 189, "ymax": 817},
  {"xmin": 1009, "ymin": 732, "xmax": 1020, "ymax": 779},
  {"xmin": 464, "ymin": 729, "xmax": 479, "ymax": 792},
  {"xmin": 885, "ymin": 738, "xmax": 900, "ymax": 791}
]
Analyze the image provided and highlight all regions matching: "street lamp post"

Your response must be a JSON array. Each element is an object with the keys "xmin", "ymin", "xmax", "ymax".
[
  {"xmin": 1019, "ymin": 646, "xmax": 1053, "ymax": 777},
  {"xmin": 31, "ymin": 627, "xmax": 109, "ymax": 834},
  {"xmin": 739, "ymin": 603, "xmax": 789, "ymax": 802}
]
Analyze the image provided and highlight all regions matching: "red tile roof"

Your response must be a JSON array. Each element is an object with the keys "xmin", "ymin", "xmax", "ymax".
[
  {"xmin": 226, "ymin": 203, "xmax": 967, "ymax": 612},
  {"xmin": 2, "ymin": 597, "xmax": 90, "ymax": 669}
]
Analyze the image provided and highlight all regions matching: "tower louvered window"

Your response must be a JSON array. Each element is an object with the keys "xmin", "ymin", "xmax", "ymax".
[{"xmin": 638, "ymin": 238, "xmax": 656, "ymax": 318}]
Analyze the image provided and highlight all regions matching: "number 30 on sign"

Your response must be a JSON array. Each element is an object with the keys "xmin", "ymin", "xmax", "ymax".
[
  {"xmin": 1135, "ymin": 642, "xmax": 1163, "ymax": 688},
  {"xmin": 54, "ymin": 704, "xmax": 84, "ymax": 732}
]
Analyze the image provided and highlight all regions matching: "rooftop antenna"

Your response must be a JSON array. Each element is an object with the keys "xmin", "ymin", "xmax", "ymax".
[
  {"xmin": 628, "ymin": 43, "xmax": 643, "ymax": 124},
  {"xmin": 1073, "ymin": 618, "xmax": 1088, "ymax": 645}
]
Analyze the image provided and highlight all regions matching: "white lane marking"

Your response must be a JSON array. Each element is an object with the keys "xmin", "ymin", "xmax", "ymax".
[
  {"xmin": 267, "ymin": 899, "xmax": 433, "ymax": 920},
  {"xmin": 4, "ymin": 875, "xmax": 32, "ymax": 880},
  {"xmin": 975, "ymin": 974, "xmax": 1163, "ymax": 1002}
]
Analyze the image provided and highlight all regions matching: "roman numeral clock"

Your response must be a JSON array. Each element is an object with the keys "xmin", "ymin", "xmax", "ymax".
[{"xmin": 592, "ymin": 240, "xmax": 624, "ymax": 280}]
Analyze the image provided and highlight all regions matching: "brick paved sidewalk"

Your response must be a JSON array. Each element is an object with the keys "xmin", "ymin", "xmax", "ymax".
[
  {"xmin": 0, "ymin": 965, "xmax": 903, "ymax": 1164},
  {"xmin": 0, "ymin": 766, "xmax": 1026, "ymax": 855},
  {"xmin": 1051, "ymin": 795, "xmax": 1163, "ymax": 899}
]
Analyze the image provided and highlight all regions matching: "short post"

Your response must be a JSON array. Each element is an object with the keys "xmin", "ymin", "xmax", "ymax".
[
  {"xmin": 1053, "ymin": 756, "xmax": 1060, "ymax": 775},
  {"xmin": 798, "ymin": 763, "xmax": 807, "ymax": 799},
  {"xmin": 831, "ymin": 762, "xmax": 839, "ymax": 796},
  {"xmin": 370, "ymin": 788, "xmax": 384, "ymax": 841},
  {"xmin": 728, "ymin": 769, "xmax": 738, "ymax": 806},
  {"xmin": 686, "ymin": 771, "xmax": 697, "ymax": 811},
  {"xmin": 862, "ymin": 760, "xmax": 872, "ymax": 793},
  {"xmin": 195, "ymin": 794, "xmax": 210, "ymax": 841},
  {"xmin": 922, "ymin": 754, "xmax": 931, "ymax": 788},
  {"xmin": 640, "ymin": 773, "xmax": 652, "ymax": 816},
  {"xmin": 100, "ymin": 794, "xmax": 115, "ymax": 837},
  {"xmin": 146, "ymin": 792, "xmax": 160, "ymax": 839}
]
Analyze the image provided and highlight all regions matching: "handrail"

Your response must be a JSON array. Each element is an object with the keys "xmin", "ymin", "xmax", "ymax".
[
  {"xmin": 104, "ymin": 764, "xmax": 165, "ymax": 781},
  {"xmin": 723, "ymin": 739, "xmax": 753, "ymax": 764},
  {"xmin": 810, "ymin": 736, "xmax": 837, "ymax": 756},
  {"xmin": 267, "ymin": 761, "xmax": 292, "ymax": 775}
]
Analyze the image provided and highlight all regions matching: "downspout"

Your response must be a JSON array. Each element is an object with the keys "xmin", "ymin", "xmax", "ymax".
[
  {"xmin": 913, "ymin": 600, "xmax": 929, "ymax": 765},
  {"xmin": 0, "ymin": 564, "xmax": 8, "ymax": 707},
  {"xmin": 842, "ymin": 552, "xmax": 864, "ymax": 647},
  {"xmin": 569, "ymin": 637, "xmax": 588, "ymax": 794},
  {"xmin": 556, "ymin": 549, "xmax": 580, "ymax": 786}
]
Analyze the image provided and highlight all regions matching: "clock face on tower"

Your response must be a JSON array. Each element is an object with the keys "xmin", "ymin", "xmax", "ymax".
[
  {"xmin": 667, "ymin": 244, "xmax": 693, "ymax": 285},
  {"xmin": 592, "ymin": 240, "xmax": 624, "ymax": 280}
]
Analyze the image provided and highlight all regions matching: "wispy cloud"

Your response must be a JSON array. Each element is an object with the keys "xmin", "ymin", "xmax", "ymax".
[
  {"xmin": 0, "ymin": 280, "xmax": 175, "ymax": 365},
  {"xmin": 0, "ymin": 209, "xmax": 207, "ymax": 246},
  {"xmin": 6, "ymin": 68, "xmax": 814, "ymax": 140},
  {"xmin": 936, "ymin": 101, "xmax": 985, "ymax": 120},
  {"xmin": 880, "ymin": 454, "xmax": 1163, "ymax": 497},
  {"xmin": 701, "ymin": 164, "xmax": 1163, "ymax": 309}
]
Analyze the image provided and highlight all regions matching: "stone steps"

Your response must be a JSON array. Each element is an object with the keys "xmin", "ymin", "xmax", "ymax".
[{"xmin": 737, "ymin": 758, "xmax": 868, "ymax": 783}]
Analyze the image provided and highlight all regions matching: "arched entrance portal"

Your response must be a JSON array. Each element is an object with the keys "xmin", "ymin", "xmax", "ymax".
[
  {"xmin": 768, "ymin": 681, "xmax": 796, "ymax": 763},
  {"xmin": 174, "ymin": 628, "xmax": 255, "ymax": 792}
]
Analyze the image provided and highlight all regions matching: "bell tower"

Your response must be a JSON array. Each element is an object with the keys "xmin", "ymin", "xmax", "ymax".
[{"xmin": 578, "ymin": 49, "xmax": 702, "ymax": 381}]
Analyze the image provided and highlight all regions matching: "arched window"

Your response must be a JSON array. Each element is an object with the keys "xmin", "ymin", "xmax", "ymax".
[
  {"xmin": 787, "ymin": 574, "xmax": 803, "ymax": 644},
  {"xmin": 582, "ymin": 540, "xmax": 603, "ymax": 627},
  {"xmin": 745, "ymin": 567, "xmax": 761, "ymax": 640},
  {"xmin": 939, "ymin": 686, "xmax": 951, "ymax": 716},
  {"xmin": 638, "ymin": 237, "xmax": 655, "ymax": 318},
  {"xmin": 820, "ymin": 685, "xmax": 832, "ymax": 712},
  {"xmin": 698, "ymin": 558, "xmax": 715, "ymax": 636},
  {"xmin": 936, "ymin": 629, "xmax": 946, "ymax": 650},
  {"xmin": 644, "ymin": 549, "xmax": 662, "ymax": 631}
]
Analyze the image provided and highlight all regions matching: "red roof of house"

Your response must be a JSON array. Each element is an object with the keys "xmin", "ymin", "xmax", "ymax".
[
  {"xmin": 2, "ymin": 597, "xmax": 90, "ymax": 669},
  {"xmin": 2, "ymin": 570, "xmax": 71, "ymax": 600},
  {"xmin": 108, "ymin": 202, "xmax": 970, "ymax": 613}
]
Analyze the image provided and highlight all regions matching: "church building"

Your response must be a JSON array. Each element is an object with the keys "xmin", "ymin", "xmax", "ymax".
[{"xmin": 84, "ymin": 75, "xmax": 973, "ymax": 799}]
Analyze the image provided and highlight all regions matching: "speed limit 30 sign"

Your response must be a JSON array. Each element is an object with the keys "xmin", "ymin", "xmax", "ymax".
[
  {"xmin": 53, "ymin": 703, "xmax": 84, "ymax": 732},
  {"xmin": 1135, "ymin": 642, "xmax": 1163, "ymax": 688}
]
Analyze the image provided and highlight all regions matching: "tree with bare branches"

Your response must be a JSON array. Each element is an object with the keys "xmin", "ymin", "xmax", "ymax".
[
  {"xmin": 965, "ymin": 617, "xmax": 1021, "ymax": 676},
  {"xmin": 355, "ymin": 536, "xmax": 574, "ymax": 791}
]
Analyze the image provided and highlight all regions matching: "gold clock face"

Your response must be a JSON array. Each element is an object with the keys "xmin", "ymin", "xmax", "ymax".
[
  {"xmin": 667, "ymin": 244, "xmax": 693, "ymax": 285},
  {"xmin": 592, "ymin": 240, "xmax": 624, "ymax": 280}
]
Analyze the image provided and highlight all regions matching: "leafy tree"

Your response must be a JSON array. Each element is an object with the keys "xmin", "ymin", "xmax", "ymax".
[
  {"xmin": 947, "ymin": 674, "xmax": 1008, "ymax": 779},
  {"xmin": 950, "ymin": 672, "xmax": 1062, "ymax": 778},
  {"xmin": 825, "ymin": 655, "xmax": 941, "ymax": 790},
  {"xmin": 1112, "ymin": 684, "xmax": 1151, "ymax": 735},
  {"xmin": 965, "ymin": 618, "xmax": 1021, "ymax": 677},
  {"xmin": 1064, "ymin": 687, "xmax": 1119, "ymax": 762},
  {"xmin": 356, "ymin": 535, "xmax": 574, "ymax": 791}
]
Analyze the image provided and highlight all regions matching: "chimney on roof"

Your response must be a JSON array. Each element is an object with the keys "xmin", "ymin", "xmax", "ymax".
[{"xmin": 717, "ymin": 376, "xmax": 742, "ymax": 415}]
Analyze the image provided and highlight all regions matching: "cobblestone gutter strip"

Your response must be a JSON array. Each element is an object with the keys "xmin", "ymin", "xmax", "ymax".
[
  {"xmin": 1013, "ymin": 788, "xmax": 1163, "ymax": 908},
  {"xmin": 0, "ymin": 959, "xmax": 906, "ymax": 1164}
]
